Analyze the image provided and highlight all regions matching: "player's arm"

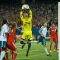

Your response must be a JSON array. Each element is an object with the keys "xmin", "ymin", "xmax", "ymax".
[
  {"xmin": 20, "ymin": 10, "xmax": 23, "ymax": 21},
  {"xmin": 31, "ymin": 22, "xmax": 32, "ymax": 30},
  {"xmin": 29, "ymin": 10, "xmax": 32, "ymax": 29},
  {"xmin": 29, "ymin": 10, "xmax": 32, "ymax": 19}
]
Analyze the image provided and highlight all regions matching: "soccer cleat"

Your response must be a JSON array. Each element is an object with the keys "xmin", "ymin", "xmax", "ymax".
[
  {"xmin": 47, "ymin": 54, "xmax": 52, "ymax": 57},
  {"xmin": 26, "ymin": 50, "xmax": 28, "ymax": 57},
  {"xmin": 26, "ymin": 53, "xmax": 28, "ymax": 57}
]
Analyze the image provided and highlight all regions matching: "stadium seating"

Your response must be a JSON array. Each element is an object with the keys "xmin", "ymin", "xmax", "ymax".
[{"xmin": 0, "ymin": 3, "xmax": 58, "ymax": 40}]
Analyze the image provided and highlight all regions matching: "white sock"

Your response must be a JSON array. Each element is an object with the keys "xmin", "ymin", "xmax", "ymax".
[
  {"xmin": 0, "ymin": 51, "xmax": 6, "ymax": 60},
  {"xmin": 44, "ymin": 47, "xmax": 49, "ymax": 55}
]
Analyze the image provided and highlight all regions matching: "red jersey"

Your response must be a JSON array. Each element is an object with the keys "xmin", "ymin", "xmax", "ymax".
[
  {"xmin": 50, "ymin": 27, "xmax": 58, "ymax": 42},
  {"xmin": 7, "ymin": 28, "xmax": 16, "ymax": 43},
  {"xmin": 50, "ymin": 27, "xmax": 57, "ymax": 36}
]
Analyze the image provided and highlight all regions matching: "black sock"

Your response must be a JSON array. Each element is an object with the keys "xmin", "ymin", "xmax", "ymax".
[
  {"xmin": 20, "ymin": 41, "xmax": 24, "ymax": 44},
  {"xmin": 26, "ymin": 41, "xmax": 31, "ymax": 56},
  {"xmin": 22, "ymin": 43, "xmax": 25, "ymax": 49},
  {"xmin": 20, "ymin": 40, "xmax": 25, "ymax": 49}
]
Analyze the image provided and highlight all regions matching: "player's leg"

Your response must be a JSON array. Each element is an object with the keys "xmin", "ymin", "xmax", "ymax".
[
  {"xmin": 52, "ymin": 34, "xmax": 58, "ymax": 51},
  {"xmin": 0, "ymin": 41, "xmax": 7, "ymax": 60},
  {"xmin": 37, "ymin": 35, "xmax": 41, "ymax": 43},
  {"xmin": 5, "ymin": 48, "xmax": 9, "ymax": 60},
  {"xmin": 54, "ymin": 38, "xmax": 58, "ymax": 51},
  {"xmin": 0, "ymin": 41, "xmax": 2, "ymax": 55},
  {"xmin": 11, "ymin": 42, "xmax": 17, "ymax": 60},
  {"xmin": 50, "ymin": 37, "xmax": 53, "ymax": 52},
  {"xmin": 20, "ymin": 39, "xmax": 26, "ymax": 49},
  {"xmin": 26, "ymin": 33, "xmax": 32, "ymax": 56},
  {"xmin": 10, "ymin": 50, "xmax": 16, "ymax": 60},
  {"xmin": 20, "ymin": 34, "xmax": 26, "ymax": 49},
  {"xmin": 7, "ymin": 42, "xmax": 17, "ymax": 60},
  {"xmin": 42, "ymin": 37, "xmax": 50, "ymax": 56},
  {"xmin": 54, "ymin": 42, "xmax": 57, "ymax": 51},
  {"xmin": 5, "ymin": 52, "xmax": 8, "ymax": 60},
  {"xmin": 1, "ymin": 44, "xmax": 6, "ymax": 60},
  {"xmin": 0, "ymin": 41, "xmax": 2, "ymax": 60},
  {"xmin": 26, "ymin": 40, "xmax": 31, "ymax": 56},
  {"xmin": 0, "ymin": 49, "xmax": 1, "ymax": 56}
]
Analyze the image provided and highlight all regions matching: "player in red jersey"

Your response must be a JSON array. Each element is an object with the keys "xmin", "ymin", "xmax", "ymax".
[
  {"xmin": 49, "ymin": 23, "xmax": 58, "ymax": 52},
  {"xmin": 7, "ymin": 22, "xmax": 17, "ymax": 60}
]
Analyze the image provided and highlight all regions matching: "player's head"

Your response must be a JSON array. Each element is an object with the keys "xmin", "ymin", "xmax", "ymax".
[
  {"xmin": 2, "ymin": 18, "xmax": 8, "ymax": 25},
  {"xmin": 23, "ymin": 12, "xmax": 29, "ymax": 18},
  {"xmin": 44, "ymin": 23, "xmax": 47, "ymax": 27},
  {"xmin": 52, "ymin": 23, "xmax": 55, "ymax": 27},
  {"xmin": 11, "ymin": 22, "xmax": 16, "ymax": 29}
]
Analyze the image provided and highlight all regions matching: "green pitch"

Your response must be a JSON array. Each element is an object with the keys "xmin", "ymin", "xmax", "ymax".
[{"xmin": 8, "ymin": 41, "xmax": 58, "ymax": 60}]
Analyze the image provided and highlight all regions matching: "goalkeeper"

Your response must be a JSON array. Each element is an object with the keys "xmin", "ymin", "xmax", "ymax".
[{"xmin": 20, "ymin": 4, "xmax": 32, "ymax": 56}]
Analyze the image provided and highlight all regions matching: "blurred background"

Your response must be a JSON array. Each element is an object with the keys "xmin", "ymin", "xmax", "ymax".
[{"xmin": 0, "ymin": 0, "xmax": 58, "ymax": 39}]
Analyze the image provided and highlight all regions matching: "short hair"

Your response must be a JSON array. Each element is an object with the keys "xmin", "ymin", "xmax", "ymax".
[
  {"xmin": 2, "ymin": 18, "xmax": 7, "ymax": 24},
  {"xmin": 11, "ymin": 22, "xmax": 16, "ymax": 29}
]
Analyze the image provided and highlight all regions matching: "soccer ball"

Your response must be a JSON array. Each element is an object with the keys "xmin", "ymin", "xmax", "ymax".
[{"xmin": 22, "ymin": 4, "xmax": 30, "ymax": 9}]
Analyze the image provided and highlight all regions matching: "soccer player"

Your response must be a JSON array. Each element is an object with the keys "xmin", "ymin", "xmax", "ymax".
[
  {"xmin": 20, "ymin": 4, "xmax": 32, "ymax": 56},
  {"xmin": 49, "ymin": 23, "xmax": 58, "ymax": 52},
  {"xmin": 0, "ymin": 18, "xmax": 9, "ymax": 60},
  {"xmin": 7, "ymin": 22, "xmax": 17, "ymax": 60},
  {"xmin": 38, "ymin": 23, "xmax": 51, "ymax": 56}
]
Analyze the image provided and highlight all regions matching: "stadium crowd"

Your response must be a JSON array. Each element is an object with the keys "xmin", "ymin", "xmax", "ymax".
[
  {"xmin": 0, "ymin": 1, "xmax": 58, "ymax": 60},
  {"xmin": 0, "ymin": 3, "xmax": 58, "ymax": 38}
]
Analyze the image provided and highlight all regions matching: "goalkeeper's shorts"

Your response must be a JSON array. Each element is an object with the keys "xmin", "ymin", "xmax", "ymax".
[{"xmin": 22, "ymin": 31, "xmax": 32, "ymax": 40}]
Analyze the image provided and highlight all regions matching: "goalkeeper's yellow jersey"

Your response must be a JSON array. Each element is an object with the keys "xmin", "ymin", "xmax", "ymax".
[{"xmin": 20, "ymin": 10, "xmax": 32, "ymax": 31}]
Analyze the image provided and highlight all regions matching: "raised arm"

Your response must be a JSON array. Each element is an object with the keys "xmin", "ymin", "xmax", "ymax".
[
  {"xmin": 20, "ymin": 10, "xmax": 23, "ymax": 20},
  {"xmin": 29, "ymin": 10, "xmax": 32, "ymax": 19}
]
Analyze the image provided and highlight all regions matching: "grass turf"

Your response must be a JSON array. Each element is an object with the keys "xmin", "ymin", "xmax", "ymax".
[{"xmin": 8, "ymin": 41, "xmax": 58, "ymax": 60}]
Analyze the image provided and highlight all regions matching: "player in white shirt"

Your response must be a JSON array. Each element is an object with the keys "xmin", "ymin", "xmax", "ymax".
[
  {"xmin": 0, "ymin": 19, "xmax": 9, "ymax": 60},
  {"xmin": 39, "ymin": 23, "xmax": 51, "ymax": 56}
]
